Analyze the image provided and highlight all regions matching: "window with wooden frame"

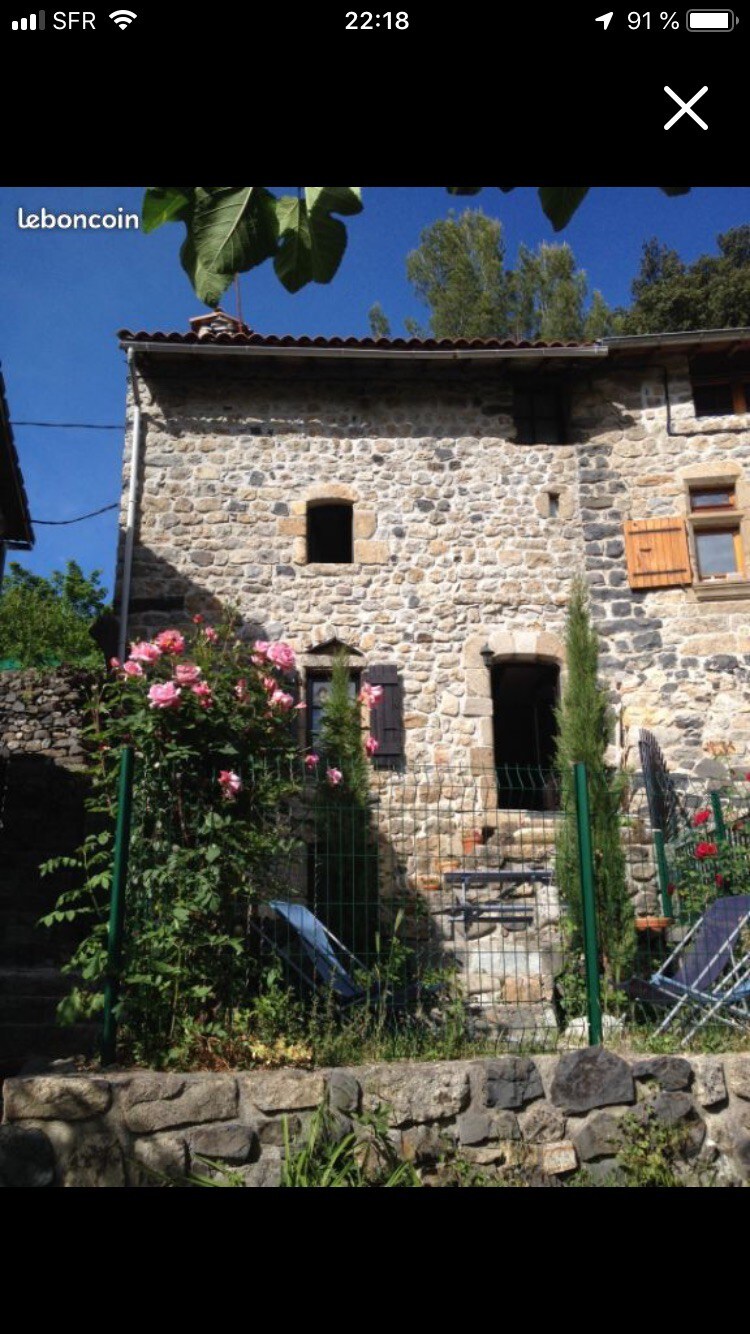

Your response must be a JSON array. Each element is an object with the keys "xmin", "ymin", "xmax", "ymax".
[
  {"xmin": 691, "ymin": 370, "xmax": 750, "ymax": 419},
  {"xmin": 687, "ymin": 480, "xmax": 746, "ymax": 583},
  {"xmin": 512, "ymin": 387, "xmax": 566, "ymax": 444},
  {"xmin": 306, "ymin": 669, "xmax": 361, "ymax": 751}
]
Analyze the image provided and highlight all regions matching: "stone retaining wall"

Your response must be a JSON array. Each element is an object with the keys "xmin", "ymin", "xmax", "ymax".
[{"xmin": 2, "ymin": 1049, "xmax": 750, "ymax": 1186}]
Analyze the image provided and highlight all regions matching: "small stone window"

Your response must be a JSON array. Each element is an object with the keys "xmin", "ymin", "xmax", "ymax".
[
  {"xmin": 513, "ymin": 388, "xmax": 566, "ymax": 444},
  {"xmin": 307, "ymin": 502, "xmax": 353, "ymax": 564},
  {"xmin": 690, "ymin": 357, "xmax": 750, "ymax": 418},
  {"xmin": 688, "ymin": 480, "xmax": 745, "ymax": 584}
]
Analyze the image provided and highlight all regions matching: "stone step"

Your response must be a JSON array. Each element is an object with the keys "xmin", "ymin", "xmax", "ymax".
[{"xmin": 0, "ymin": 1022, "xmax": 98, "ymax": 1076}]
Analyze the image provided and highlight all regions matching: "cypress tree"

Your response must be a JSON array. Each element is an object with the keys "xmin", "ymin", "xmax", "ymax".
[
  {"xmin": 554, "ymin": 577, "xmax": 635, "ymax": 987},
  {"xmin": 313, "ymin": 653, "xmax": 377, "ymax": 960}
]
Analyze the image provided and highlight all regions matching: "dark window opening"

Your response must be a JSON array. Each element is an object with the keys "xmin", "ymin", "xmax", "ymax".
[
  {"xmin": 692, "ymin": 382, "xmax": 737, "ymax": 418},
  {"xmin": 690, "ymin": 486, "xmax": 736, "ymax": 511},
  {"xmin": 307, "ymin": 503, "xmax": 353, "ymax": 563},
  {"xmin": 491, "ymin": 661, "xmax": 560, "ymax": 810},
  {"xmin": 513, "ymin": 388, "xmax": 566, "ymax": 444},
  {"xmin": 306, "ymin": 670, "xmax": 361, "ymax": 752},
  {"xmin": 548, "ymin": 491, "xmax": 560, "ymax": 518}
]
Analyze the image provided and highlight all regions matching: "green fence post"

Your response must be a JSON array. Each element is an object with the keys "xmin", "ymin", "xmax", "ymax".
[
  {"xmin": 710, "ymin": 791, "xmax": 727, "ymax": 843},
  {"xmin": 573, "ymin": 761, "xmax": 603, "ymax": 1047},
  {"xmin": 653, "ymin": 829, "xmax": 673, "ymax": 918},
  {"xmin": 102, "ymin": 745, "xmax": 134, "ymax": 1065}
]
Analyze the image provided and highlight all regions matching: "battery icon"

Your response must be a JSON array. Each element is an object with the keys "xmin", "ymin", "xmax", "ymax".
[{"xmin": 687, "ymin": 9, "xmax": 737, "ymax": 29}]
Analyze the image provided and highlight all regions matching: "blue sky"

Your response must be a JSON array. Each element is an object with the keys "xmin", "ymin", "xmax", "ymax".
[{"xmin": 3, "ymin": 184, "xmax": 750, "ymax": 597}]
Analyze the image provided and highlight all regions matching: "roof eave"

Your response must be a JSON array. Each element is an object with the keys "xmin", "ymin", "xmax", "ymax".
[{"xmin": 120, "ymin": 340, "xmax": 609, "ymax": 363}]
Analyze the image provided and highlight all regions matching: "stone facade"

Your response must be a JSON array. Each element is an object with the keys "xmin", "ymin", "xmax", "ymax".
[
  {"xmin": 117, "ymin": 339, "xmax": 750, "ymax": 780},
  {"xmin": 3, "ymin": 1050, "xmax": 750, "ymax": 1186}
]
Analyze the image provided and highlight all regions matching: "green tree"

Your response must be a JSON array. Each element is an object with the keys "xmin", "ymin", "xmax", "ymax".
[
  {"xmin": 404, "ymin": 209, "xmax": 515, "ymax": 339},
  {"xmin": 0, "ymin": 560, "xmax": 108, "ymax": 668},
  {"xmin": 554, "ymin": 577, "xmax": 634, "ymax": 988},
  {"xmin": 368, "ymin": 302, "xmax": 391, "ymax": 339},
  {"xmin": 313, "ymin": 653, "xmax": 377, "ymax": 959},
  {"xmin": 622, "ymin": 225, "xmax": 750, "ymax": 333},
  {"xmin": 401, "ymin": 212, "xmax": 613, "ymax": 342}
]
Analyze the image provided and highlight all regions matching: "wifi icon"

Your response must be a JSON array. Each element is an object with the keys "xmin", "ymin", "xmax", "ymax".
[{"xmin": 109, "ymin": 8, "xmax": 136, "ymax": 27}]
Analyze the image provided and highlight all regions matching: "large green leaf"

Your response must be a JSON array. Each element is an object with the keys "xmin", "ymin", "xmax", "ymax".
[
  {"xmin": 191, "ymin": 186, "xmax": 279, "ymax": 277},
  {"xmin": 180, "ymin": 234, "xmax": 232, "ymax": 309},
  {"xmin": 538, "ymin": 187, "xmax": 590, "ymax": 231},
  {"xmin": 274, "ymin": 195, "xmax": 348, "ymax": 293},
  {"xmin": 305, "ymin": 186, "xmax": 362, "ymax": 216},
  {"xmin": 142, "ymin": 187, "xmax": 193, "ymax": 233}
]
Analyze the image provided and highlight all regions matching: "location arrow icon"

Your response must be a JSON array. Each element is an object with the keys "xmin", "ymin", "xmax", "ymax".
[{"xmin": 596, "ymin": 11, "xmax": 614, "ymax": 28}]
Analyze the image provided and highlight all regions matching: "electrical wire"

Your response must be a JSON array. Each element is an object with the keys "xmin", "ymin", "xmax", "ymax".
[
  {"xmin": 11, "ymin": 420, "xmax": 124, "ymax": 430},
  {"xmin": 31, "ymin": 503, "xmax": 119, "ymax": 525}
]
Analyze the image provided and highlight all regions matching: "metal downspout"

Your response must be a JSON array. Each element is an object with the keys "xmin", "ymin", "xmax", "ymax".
[{"xmin": 117, "ymin": 350, "xmax": 141, "ymax": 661}]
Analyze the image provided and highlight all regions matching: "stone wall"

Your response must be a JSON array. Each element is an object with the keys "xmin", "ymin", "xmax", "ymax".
[
  {"xmin": 3, "ymin": 1049, "xmax": 750, "ymax": 1186},
  {"xmin": 119, "ymin": 354, "xmax": 750, "ymax": 781},
  {"xmin": 0, "ymin": 667, "xmax": 96, "ymax": 767}
]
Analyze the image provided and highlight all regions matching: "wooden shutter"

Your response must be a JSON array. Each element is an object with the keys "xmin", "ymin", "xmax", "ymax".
[
  {"xmin": 624, "ymin": 519, "xmax": 692, "ymax": 590},
  {"xmin": 365, "ymin": 664, "xmax": 404, "ymax": 768}
]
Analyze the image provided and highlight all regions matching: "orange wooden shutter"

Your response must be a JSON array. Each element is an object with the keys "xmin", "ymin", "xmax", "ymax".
[{"xmin": 624, "ymin": 519, "xmax": 692, "ymax": 590}]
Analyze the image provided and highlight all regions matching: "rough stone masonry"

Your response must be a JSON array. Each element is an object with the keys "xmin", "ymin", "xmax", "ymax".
[
  {"xmin": 116, "ymin": 327, "xmax": 750, "ymax": 782},
  {"xmin": 2, "ymin": 1050, "xmax": 750, "ymax": 1186}
]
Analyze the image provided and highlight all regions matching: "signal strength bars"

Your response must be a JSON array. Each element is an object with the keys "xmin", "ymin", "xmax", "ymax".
[{"xmin": 11, "ymin": 10, "xmax": 45, "ymax": 28}]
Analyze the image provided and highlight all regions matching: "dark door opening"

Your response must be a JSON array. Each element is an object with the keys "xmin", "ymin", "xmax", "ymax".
[{"xmin": 491, "ymin": 660, "xmax": 560, "ymax": 809}]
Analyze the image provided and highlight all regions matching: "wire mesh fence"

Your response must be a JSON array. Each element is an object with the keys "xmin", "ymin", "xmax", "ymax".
[{"xmin": 104, "ymin": 754, "xmax": 750, "ymax": 1059}]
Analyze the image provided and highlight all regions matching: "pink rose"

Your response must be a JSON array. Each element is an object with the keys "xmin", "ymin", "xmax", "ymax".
[
  {"xmin": 155, "ymin": 629, "xmax": 185, "ymax": 655},
  {"xmin": 326, "ymin": 767, "xmax": 343, "ymax": 786},
  {"xmin": 252, "ymin": 640, "xmax": 270, "ymax": 660},
  {"xmin": 218, "ymin": 769, "xmax": 242, "ymax": 800},
  {"xmin": 109, "ymin": 657, "xmax": 121, "ymax": 670},
  {"xmin": 266, "ymin": 641, "xmax": 296, "ymax": 672},
  {"xmin": 365, "ymin": 736, "xmax": 379, "ymax": 755},
  {"xmin": 122, "ymin": 660, "xmax": 144, "ymax": 679},
  {"xmin": 295, "ymin": 701, "xmax": 307, "ymax": 710},
  {"xmin": 192, "ymin": 613, "xmax": 204, "ymax": 624},
  {"xmin": 191, "ymin": 682, "xmax": 213, "ymax": 709},
  {"xmin": 305, "ymin": 754, "xmax": 320, "ymax": 770},
  {"xmin": 174, "ymin": 663, "xmax": 202, "ymax": 684},
  {"xmin": 358, "ymin": 683, "xmax": 384, "ymax": 708},
  {"xmin": 129, "ymin": 640, "xmax": 162, "ymax": 664},
  {"xmin": 270, "ymin": 689, "xmax": 294, "ymax": 711},
  {"xmin": 203, "ymin": 627, "xmax": 219, "ymax": 644},
  {"xmin": 148, "ymin": 682, "xmax": 181, "ymax": 710},
  {"xmin": 235, "ymin": 678, "xmax": 248, "ymax": 701},
  {"xmin": 262, "ymin": 676, "xmax": 277, "ymax": 693}
]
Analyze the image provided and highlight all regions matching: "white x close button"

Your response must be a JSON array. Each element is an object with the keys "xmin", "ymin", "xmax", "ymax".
[{"xmin": 664, "ymin": 85, "xmax": 709, "ymax": 130}]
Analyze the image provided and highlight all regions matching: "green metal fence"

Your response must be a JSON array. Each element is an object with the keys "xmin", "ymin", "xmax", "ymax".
[{"xmin": 100, "ymin": 752, "xmax": 750, "ymax": 1062}]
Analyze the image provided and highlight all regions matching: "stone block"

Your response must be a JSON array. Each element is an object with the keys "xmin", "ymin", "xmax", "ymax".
[
  {"xmin": 457, "ymin": 1111, "xmax": 492, "ymax": 1146},
  {"xmin": 328, "ymin": 1070, "xmax": 361, "ymax": 1115},
  {"xmin": 4, "ymin": 1076, "xmax": 112, "ymax": 1122},
  {"xmin": 361, "ymin": 1061, "xmax": 471, "ymax": 1127},
  {"xmin": 478, "ymin": 1057, "xmax": 544, "ymax": 1110},
  {"xmin": 123, "ymin": 1076, "xmax": 238, "ymax": 1134},
  {"xmin": 239, "ymin": 1070, "xmax": 325, "ymax": 1114},
  {"xmin": 354, "ymin": 540, "xmax": 389, "ymax": 564},
  {"xmin": 131, "ymin": 1134, "xmax": 188, "ymax": 1185},
  {"xmin": 691, "ymin": 1058, "xmax": 727, "ymax": 1109},
  {"xmin": 353, "ymin": 510, "xmax": 377, "ymax": 539},
  {"xmin": 551, "ymin": 1047, "xmax": 635, "ymax": 1114},
  {"xmin": 24, "ymin": 1118, "xmax": 125, "ymax": 1188},
  {"xmin": 725, "ymin": 1057, "xmax": 750, "ymax": 1101},
  {"xmin": 463, "ymin": 696, "xmax": 493, "ymax": 717},
  {"xmin": 539, "ymin": 1140, "xmax": 578, "ymax": 1175},
  {"xmin": 633, "ymin": 1056, "xmax": 693, "ymax": 1091},
  {"xmin": 518, "ymin": 1102, "xmax": 566, "ymax": 1145},
  {"xmin": 574, "ymin": 1111, "xmax": 626, "ymax": 1161},
  {"xmin": 276, "ymin": 517, "xmax": 306, "ymax": 536},
  {"xmin": 185, "ymin": 1121, "xmax": 259, "ymax": 1166}
]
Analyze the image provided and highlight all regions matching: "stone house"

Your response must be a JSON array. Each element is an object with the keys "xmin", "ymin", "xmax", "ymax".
[
  {"xmin": 115, "ymin": 316, "xmax": 750, "ymax": 788},
  {"xmin": 106, "ymin": 318, "xmax": 750, "ymax": 1027},
  {"xmin": 0, "ymin": 367, "xmax": 34, "ymax": 590}
]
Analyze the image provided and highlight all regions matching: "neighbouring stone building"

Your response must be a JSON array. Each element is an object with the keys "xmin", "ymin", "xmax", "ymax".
[{"xmin": 116, "ymin": 316, "xmax": 750, "ymax": 782}]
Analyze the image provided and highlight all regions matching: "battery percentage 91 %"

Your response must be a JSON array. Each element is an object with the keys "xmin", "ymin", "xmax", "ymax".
[{"xmin": 627, "ymin": 11, "xmax": 680, "ymax": 27}]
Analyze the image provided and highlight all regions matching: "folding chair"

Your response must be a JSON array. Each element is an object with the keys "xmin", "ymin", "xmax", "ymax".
[{"xmin": 650, "ymin": 895, "xmax": 750, "ymax": 1044}]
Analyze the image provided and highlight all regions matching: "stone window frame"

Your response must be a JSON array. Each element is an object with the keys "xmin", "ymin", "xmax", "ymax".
[
  {"xmin": 282, "ymin": 483, "xmax": 388, "ymax": 570},
  {"xmin": 681, "ymin": 463, "xmax": 750, "ymax": 601}
]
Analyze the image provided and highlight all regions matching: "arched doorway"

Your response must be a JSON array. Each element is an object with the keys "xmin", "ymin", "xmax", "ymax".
[{"xmin": 491, "ymin": 659, "xmax": 560, "ymax": 809}]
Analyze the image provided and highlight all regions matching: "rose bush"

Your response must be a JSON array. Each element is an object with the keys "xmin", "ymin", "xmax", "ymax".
[{"xmin": 41, "ymin": 612, "xmax": 305, "ymax": 1064}]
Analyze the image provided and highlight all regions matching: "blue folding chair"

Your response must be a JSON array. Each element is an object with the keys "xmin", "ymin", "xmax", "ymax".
[
  {"xmin": 650, "ymin": 896, "xmax": 750, "ymax": 1044},
  {"xmin": 249, "ymin": 900, "xmax": 436, "ymax": 1011}
]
